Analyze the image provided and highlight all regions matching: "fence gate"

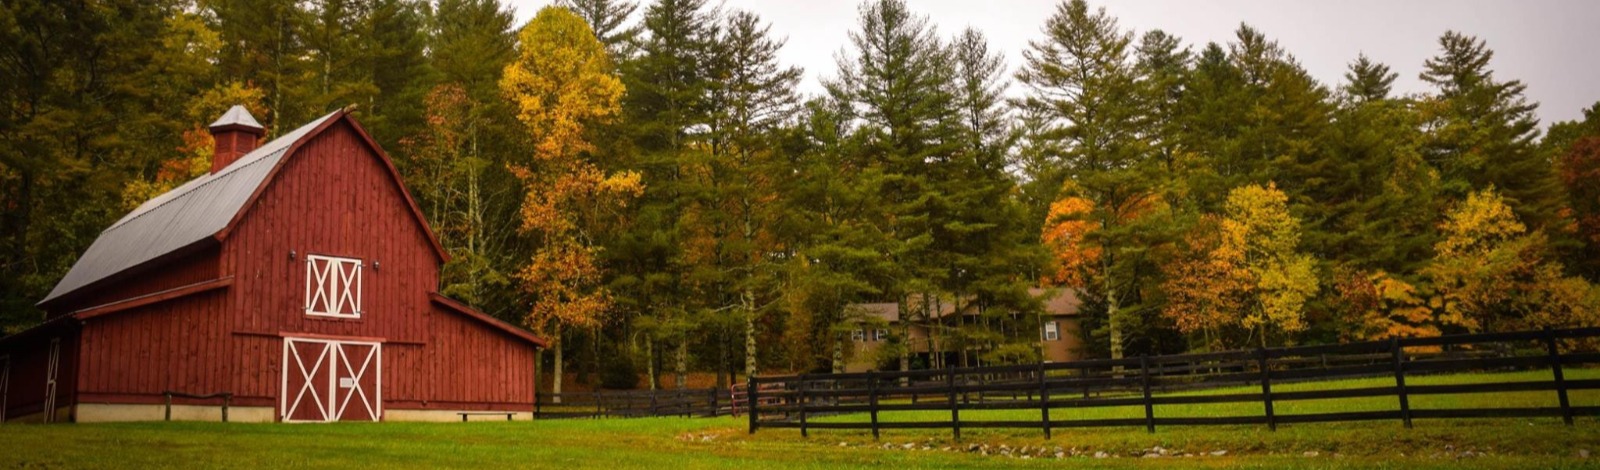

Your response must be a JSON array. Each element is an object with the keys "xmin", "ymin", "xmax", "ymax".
[{"xmin": 281, "ymin": 337, "xmax": 382, "ymax": 422}]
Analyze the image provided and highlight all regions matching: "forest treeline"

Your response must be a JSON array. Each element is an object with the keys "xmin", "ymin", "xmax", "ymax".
[{"xmin": 3, "ymin": 0, "xmax": 1599, "ymax": 391}]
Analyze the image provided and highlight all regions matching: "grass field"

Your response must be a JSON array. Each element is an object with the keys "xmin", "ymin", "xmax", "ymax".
[{"xmin": 6, "ymin": 370, "xmax": 1600, "ymax": 469}]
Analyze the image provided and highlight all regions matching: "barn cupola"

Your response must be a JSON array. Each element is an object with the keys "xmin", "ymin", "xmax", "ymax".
[{"xmin": 208, "ymin": 105, "xmax": 266, "ymax": 173}]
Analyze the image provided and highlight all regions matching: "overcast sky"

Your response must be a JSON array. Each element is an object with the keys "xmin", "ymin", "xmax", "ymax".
[{"xmin": 506, "ymin": 0, "xmax": 1600, "ymax": 126}]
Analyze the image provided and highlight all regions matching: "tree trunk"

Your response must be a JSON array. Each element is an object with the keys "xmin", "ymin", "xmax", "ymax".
[
  {"xmin": 675, "ymin": 338, "xmax": 687, "ymax": 389},
  {"xmin": 552, "ymin": 323, "xmax": 564, "ymax": 404},
  {"xmin": 646, "ymin": 335, "xmax": 657, "ymax": 391},
  {"xmin": 832, "ymin": 333, "xmax": 844, "ymax": 374},
  {"xmin": 743, "ymin": 288, "xmax": 758, "ymax": 379}
]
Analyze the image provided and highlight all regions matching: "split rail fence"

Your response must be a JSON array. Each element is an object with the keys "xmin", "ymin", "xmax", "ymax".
[{"xmin": 747, "ymin": 327, "xmax": 1600, "ymax": 439}]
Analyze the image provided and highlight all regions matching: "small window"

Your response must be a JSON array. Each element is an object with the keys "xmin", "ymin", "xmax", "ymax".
[
  {"xmin": 851, "ymin": 329, "xmax": 865, "ymax": 342},
  {"xmin": 1043, "ymin": 321, "xmax": 1060, "ymax": 341},
  {"xmin": 873, "ymin": 329, "xmax": 888, "ymax": 341},
  {"xmin": 306, "ymin": 254, "xmax": 362, "ymax": 318}
]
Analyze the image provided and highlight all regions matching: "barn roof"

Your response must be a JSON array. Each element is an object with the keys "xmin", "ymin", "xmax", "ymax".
[{"xmin": 40, "ymin": 109, "xmax": 447, "ymax": 307}]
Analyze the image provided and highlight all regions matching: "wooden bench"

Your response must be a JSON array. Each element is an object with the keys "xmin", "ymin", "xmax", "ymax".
[{"xmin": 457, "ymin": 411, "xmax": 517, "ymax": 422}]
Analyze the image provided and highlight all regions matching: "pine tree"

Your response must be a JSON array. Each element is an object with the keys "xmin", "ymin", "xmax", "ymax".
[
  {"xmin": 1017, "ymin": 0, "xmax": 1153, "ymax": 360},
  {"xmin": 560, "ymin": 0, "xmax": 640, "ymax": 59},
  {"xmin": 1342, "ymin": 54, "xmax": 1395, "ymax": 104},
  {"xmin": 1420, "ymin": 31, "xmax": 1562, "ymax": 231}
]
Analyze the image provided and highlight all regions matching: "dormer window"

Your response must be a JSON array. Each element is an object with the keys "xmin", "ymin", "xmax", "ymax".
[
  {"xmin": 1043, "ymin": 321, "xmax": 1060, "ymax": 341},
  {"xmin": 306, "ymin": 254, "xmax": 362, "ymax": 318}
]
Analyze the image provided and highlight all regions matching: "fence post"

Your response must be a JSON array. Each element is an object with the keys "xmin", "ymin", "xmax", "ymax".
[
  {"xmin": 798, "ymin": 375, "xmax": 810, "ymax": 438},
  {"xmin": 1038, "ymin": 361, "xmax": 1051, "ymax": 439},
  {"xmin": 1258, "ymin": 348, "xmax": 1275, "ymax": 431},
  {"xmin": 650, "ymin": 389, "xmax": 659, "ymax": 417},
  {"xmin": 164, "ymin": 392, "xmax": 172, "ymax": 422},
  {"xmin": 1391, "ymin": 338, "xmax": 1412, "ymax": 429},
  {"xmin": 747, "ymin": 376, "xmax": 759, "ymax": 434},
  {"xmin": 868, "ymin": 370, "xmax": 880, "ymax": 440},
  {"xmin": 1543, "ymin": 328, "xmax": 1573, "ymax": 426},
  {"xmin": 594, "ymin": 391, "xmax": 602, "ymax": 419},
  {"xmin": 709, "ymin": 388, "xmax": 718, "ymax": 417},
  {"xmin": 948, "ymin": 363, "xmax": 961, "ymax": 441},
  {"xmin": 1080, "ymin": 366, "xmax": 1090, "ymax": 399},
  {"xmin": 222, "ymin": 395, "xmax": 230, "ymax": 423},
  {"xmin": 1140, "ymin": 356, "xmax": 1154, "ymax": 434},
  {"xmin": 535, "ymin": 392, "xmax": 543, "ymax": 419}
]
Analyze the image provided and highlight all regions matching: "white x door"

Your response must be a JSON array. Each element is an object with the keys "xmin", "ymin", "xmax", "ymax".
[{"xmin": 281, "ymin": 337, "xmax": 382, "ymax": 422}]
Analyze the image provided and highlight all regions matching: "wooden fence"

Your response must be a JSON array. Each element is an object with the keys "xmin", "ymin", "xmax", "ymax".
[
  {"xmin": 535, "ymin": 387, "xmax": 732, "ymax": 419},
  {"xmin": 748, "ymin": 327, "xmax": 1600, "ymax": 439}
]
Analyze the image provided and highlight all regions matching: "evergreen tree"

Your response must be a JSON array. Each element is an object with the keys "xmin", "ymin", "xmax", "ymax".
[
  {"xmin": 1420, "ymin": 31, "xmax": 1562, "ymax": 231},
  {"xmin": 560, "ymin": 0, "xmax": 640, "ymax": 59},
  {"xmin": 1018, "ymin": 0, "xmax": 1154, "ymax": 360},
  {"xmin": 1342, "ymin": 54, "xmax": 1395, "ymax": 104}
]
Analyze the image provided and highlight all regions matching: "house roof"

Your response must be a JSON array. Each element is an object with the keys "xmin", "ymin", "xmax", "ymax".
[
  {"xmin": 41, "ymin": 108, "xmax": 448, "ymax": 308},
  {"xmin": 850, "ymin": 288, "xmax": 1082, "ymax": 323}
]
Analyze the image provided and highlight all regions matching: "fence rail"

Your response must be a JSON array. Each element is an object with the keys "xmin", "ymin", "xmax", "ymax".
[
  {"xmin": 535, "ymin": 387, "xmax": 732, "ymax": 419},
  {"xmin": 748, "ymin": 326, "xmax": 1600, "ymax": 439}
]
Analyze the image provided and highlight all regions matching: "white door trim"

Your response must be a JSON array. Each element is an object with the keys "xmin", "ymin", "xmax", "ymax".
[
  {"xmin": 43, "ymin": 338, "xmax": 59, "ymax": 423},
  {"xmin": 281, "ymin": 337, "xmax": 382, "ymax": 422}
]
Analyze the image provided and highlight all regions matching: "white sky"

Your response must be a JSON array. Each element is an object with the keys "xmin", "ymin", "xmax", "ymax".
[{"xmin": 506, "ymin": 0, "xmax": 1600, "ymax": 126}]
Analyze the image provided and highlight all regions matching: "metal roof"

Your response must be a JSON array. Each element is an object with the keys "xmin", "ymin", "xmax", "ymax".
[{"xmin": 41, "ymin": 111, "xmax": 341, "ymax": 306}]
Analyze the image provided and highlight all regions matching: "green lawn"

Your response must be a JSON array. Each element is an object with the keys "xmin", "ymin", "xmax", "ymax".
[{"xmin": 5, "ymin": 370, "xmax": 1600, "ymax": 469}]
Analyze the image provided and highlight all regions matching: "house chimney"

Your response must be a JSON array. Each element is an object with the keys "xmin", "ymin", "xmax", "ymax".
[{"xmin": 208, "ymin": 105, "xmax": 265, "ymax": 174}]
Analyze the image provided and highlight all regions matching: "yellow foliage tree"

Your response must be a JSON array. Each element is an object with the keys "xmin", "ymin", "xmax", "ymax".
[
  {"xmin": 1220, "ymin": 183, "xmax": 1318, "ymax": 347},
  {"xmin": 500, "ymin": 6, "xmax": 642, "ymax": 398},
  {"xmin": 1425, "ymin": 188, "xmax": 1600, "ymax": 332}
]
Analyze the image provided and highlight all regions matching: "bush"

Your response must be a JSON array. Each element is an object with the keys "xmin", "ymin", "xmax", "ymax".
[{"xmin": 600, "ymin": 355, "xmax": 639, "ymax": 390}]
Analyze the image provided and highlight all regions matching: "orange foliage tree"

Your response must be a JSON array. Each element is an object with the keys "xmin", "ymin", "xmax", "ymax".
[{"xmin": 500, "ymin": 6, "xmax": 642, "ymax": 398}]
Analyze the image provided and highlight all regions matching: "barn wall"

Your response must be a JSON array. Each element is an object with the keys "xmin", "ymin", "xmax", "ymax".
[
  {"xmin": 383, "ymin": 305, "xmax": 536, "ymax": 412},
  {"xmin": 221, "ymin": 120, "xmax": 441, "ymax": 407},
  {"xmin": 73, "ymin": 290, "xmax": 252, "ymax": 405}
]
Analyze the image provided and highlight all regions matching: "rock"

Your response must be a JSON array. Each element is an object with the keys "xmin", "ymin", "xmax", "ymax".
[
  {"xmin": 1142, "ymin": 453, "xmax": 1161, "ymax": 458},
  {"xmin": 1210, "ymin": 450, "xmax": 1228, "ymax": 457},
  {"xmin": 940, "ymin": 446, "xmax": 950, "ymax": 452},
  {"xmin": 967, "ymin": 444, "xmax": 981, "ymax": 452},
  {"xmin": 1054, "ymin": 452, "xmax": 1065, "ymax": 459},
  {"xmin": 1580, "ymin": 449, "xmax": 1591, "ymax": 459},
  {"xmin": 1094, "ymin": 451, "xmax": 1109, "ymax": 459},
  {"xmin": 1303, "ymin": 451, "xmax": 1319, "ymax": 457},
  {"xmin": 902, "ymin": 443, "xmax": 915, "ymax": 450},
  {"xmin": 837, "ymin": 442, "xmax": 849, "ymax": 447}
]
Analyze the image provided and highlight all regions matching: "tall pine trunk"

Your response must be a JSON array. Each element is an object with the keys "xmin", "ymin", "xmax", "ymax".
[
  {"xmin": 675, "ymin": 339, "xmax": 687, "ymax": 389},
  {"xmin": 743, "ymin": 288, "xmax": 758, "ymax": 379}
]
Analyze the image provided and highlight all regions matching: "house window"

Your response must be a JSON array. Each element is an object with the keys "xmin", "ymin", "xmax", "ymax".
[
  {"xmin": 1043, "ymin": 321, "xmax": 1060, "ymax": 341},
  {"xmin": 873, "ymin": 329, "xmax": 888, "ymax": 341},
  {"xmin": 306, "ymin": 254, "xmax": 362, "ymax": 318},
  {"xmin": 851, "ymin": 329, "xmax": 865, "ymax": 342}
]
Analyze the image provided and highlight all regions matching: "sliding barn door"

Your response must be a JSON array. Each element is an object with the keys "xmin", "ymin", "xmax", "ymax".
[{"xmin": 281, "ymin": 337, "xmax": 382, "ymax": 422}]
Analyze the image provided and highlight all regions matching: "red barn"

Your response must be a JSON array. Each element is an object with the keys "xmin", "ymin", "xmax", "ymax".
[{"xmin": 0, "ymin": 106, "xmax": 545, "ymax": 423}]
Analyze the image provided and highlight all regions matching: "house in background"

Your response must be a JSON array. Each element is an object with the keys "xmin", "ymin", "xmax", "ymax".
[
  {"xmin": 0, "ymin": 106, "xmax": 545, "ymax": 423},
  {"xmin": 844, "ymin": 288, "xmax": 1084, "ymax": 372}
]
